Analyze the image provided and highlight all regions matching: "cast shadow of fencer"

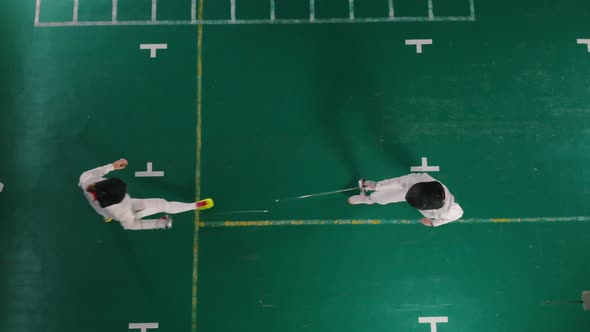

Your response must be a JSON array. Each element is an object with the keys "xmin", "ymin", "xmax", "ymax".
[
  {"xmin": 114, "ymin": 230, "xmax": 177, "ymax": 319},
  {"xmin": 368, "ymin": 93, "xmax": 416, "ymax": 170},
  {"xmin": 311, "ymin": 32, "xmax": 362, "ymax": 181},
  {"xmin": 76, "ymin": 133, "xmax": 194, "ymax": 201},
  {"xmin": 311, "ymin": 28, "xmax": 415, "ymax": 181},
  {"xmin": 73, "ymin": 115, "xmax": 193, "ymax": 197}
]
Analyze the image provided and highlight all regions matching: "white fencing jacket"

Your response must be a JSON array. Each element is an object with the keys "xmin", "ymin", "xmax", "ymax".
[
  {"xmin": 375, "ymin": 173, "xmax": 464, "ymax": 226},
  {"xmin": 79, "ymin": 164, "xmax": 136, "ymax": 225}
]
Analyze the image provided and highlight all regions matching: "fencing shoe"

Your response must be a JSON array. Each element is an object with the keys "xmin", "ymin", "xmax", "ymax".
[
  {"xmin": 160, "ymin": 214, "xmax": 173, "ymax": 229},
  {"xmin": 197, "ymin": 198, "xmax": 214, "ymax": 210}
]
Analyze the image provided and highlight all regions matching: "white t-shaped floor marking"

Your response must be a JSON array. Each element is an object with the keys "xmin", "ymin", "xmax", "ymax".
[
  {"xmin": 140, "ymin": 44, "xmax": 168, "ymax": 58},
  {"xmin": 129, "ymin": 323, "xmax": 158, "ymax": 332},
  {"xmin": 583, "ymin": 290, "xmax": 590, "ymax": 311},
  {"xmin": 405, "ymin": 39, "xmax": 433, "ymax": 54},
  {"xmin": 411, "ymin": 157, "xmax": 440, "ymax": 172},
  {"xmin": 418, "ymin": 317, "xmax": 448, "ymax": 332},
  {"xmin": 135, "ymin": 162, "xmax": 165, "ymax": 177},
  {"xmin": 577, "ymin": 39, "xmax": 590, "ymax": 52}
]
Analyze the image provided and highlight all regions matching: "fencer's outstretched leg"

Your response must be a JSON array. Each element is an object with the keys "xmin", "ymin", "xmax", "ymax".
[
  {"xmin": 369, "ymin": 189, "xmax": 407, "ymax": 205},
  {"xmin": 121, "ymin": 215, "xmax": 173, "ymax": 230},
  {"xmin": 348, "ymin": 194, "xmax": 375, "ymax": 205},
  {"xmin": 132, "ymin": 199, "xmax": 197, "ymax": 219}
]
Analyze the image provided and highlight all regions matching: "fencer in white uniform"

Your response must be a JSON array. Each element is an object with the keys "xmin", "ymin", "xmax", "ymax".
[
  {"xmin": 348, "ymin": 173, "xmax": 463, "ymax": 227},
  {"xmin": 79, "ymin": 159, "xmax": 213, "ymax": 230}
]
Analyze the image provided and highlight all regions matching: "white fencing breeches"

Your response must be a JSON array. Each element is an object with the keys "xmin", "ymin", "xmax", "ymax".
[
  {"xmin": 126, "ymin": 199, "xmax": 196, "ymax": 229},
  {"xmin": 132, "ymin": 199, "xmax": 196, "ymax": 218}
]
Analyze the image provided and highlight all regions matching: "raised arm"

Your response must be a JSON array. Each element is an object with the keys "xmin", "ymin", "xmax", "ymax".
[{"xmin": 78, "ymin": 159, "xmax": 128, "ymax": 188}]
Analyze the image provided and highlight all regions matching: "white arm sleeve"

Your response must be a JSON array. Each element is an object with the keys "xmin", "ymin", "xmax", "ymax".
[
  {"xmin": 376, "ymin": 173, "xmax": 436, "ymax": 191},
  {"xmin": 431, "ymin": 203, "xmax": 464, "ymax": 227},
  {"xmin": 79, "ymin": 164, "xmax": 115, "ymax": 188}
]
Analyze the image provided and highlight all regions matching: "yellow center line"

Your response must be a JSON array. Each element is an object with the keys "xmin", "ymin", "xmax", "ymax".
[
  {"xmin": 192, "ymin": 0, "xmax": 204, "ymax": 331},
  {"xmin": 198, "ymin": 216, "xmax": 590, "ymax": 227}
]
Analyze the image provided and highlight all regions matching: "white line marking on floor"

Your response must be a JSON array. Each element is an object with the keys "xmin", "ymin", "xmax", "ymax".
[
  {"xmin": 35, "ymin": 0, "xmax": 41, "ymax": 25},
  {"xmin": 129, "ymin": 323, "xmax": 159, "ymax": 332},
  {"xmin": 112, "ymin": 0, "xmax": 117, "ymax": 22},
  {"xmin": 405, "ymin": 39, "xmax": 432, "ymax": 54},
  {"xmin": 36, "ymin": 16, "xmax": 475, "ymax": 27},
  {"xmin": 388, "ymin": 0, "xmax": 394, "ymax": 18},
  {"xmin": 73, "ymin": 0, "xmax": 79, "ymax": 22},
  {"xmin": 135, "ymin": 162, "xmax": 165, "ymax": 177},
  {"xmin": 577, "ymin": 39, "xmax": 590, "ymax": 52},
  {"xmin": 191, "ymin": 0, "xmax": 196, "ymax": 21},
  {"xmin": 411, "ymin": 157, "xmax": 440, "ymax": 172},
  {"xmin": 419, "ymin": 317, "xmax": 448, "ymax": 332},
  {"xmin": 151, "ymin": 0, "xmax": 157, "ymax": 21},
  {"xmin": 139, "ymin": 43, "xmax": 167, "ymax": 58}
]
